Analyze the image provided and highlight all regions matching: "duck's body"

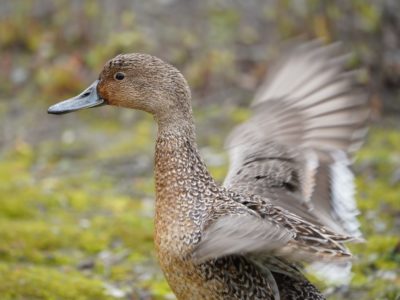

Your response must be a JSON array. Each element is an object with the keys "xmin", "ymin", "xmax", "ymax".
[
  {"xmin": 48, "ymin": 41, "xmax": 369, "ymax": 300},
  {"xmin": 154, "ymin": 132, "xmax": 325, "ymax": 299}
]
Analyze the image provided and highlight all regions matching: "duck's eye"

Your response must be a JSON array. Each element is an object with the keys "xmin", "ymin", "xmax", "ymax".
[{"xmin": 114, "ymin": 72, "xmax": 125, "ymax": 81}]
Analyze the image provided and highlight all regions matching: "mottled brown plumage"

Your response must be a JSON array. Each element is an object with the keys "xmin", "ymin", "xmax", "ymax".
[
  {"xmin": 225, "ymin": 42, "xmax": 369, "ymax": 239},
  {"xmin": 48, "ymin": 42, "xmax": 368, "ymax": 299}
]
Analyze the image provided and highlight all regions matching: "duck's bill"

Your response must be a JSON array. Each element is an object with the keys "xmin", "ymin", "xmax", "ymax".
[{"xmin": 48, "ymin": 80, "xmax": 105, "ymax": 115}]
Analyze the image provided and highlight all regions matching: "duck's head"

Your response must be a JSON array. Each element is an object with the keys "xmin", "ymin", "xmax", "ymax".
[{"xmin": 48, "ymin": 53, "xmax": 192, "ymax": 123}]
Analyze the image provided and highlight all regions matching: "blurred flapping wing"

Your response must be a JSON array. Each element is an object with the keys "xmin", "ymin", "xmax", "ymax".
[{"xmin": 224, "ymin": 41, "xmax": 370, "ymax": 237}]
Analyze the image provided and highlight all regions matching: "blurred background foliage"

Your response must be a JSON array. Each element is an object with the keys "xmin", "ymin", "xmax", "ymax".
[{"xmin": 0, "ymin": 0, "xmax": 399, "ymax": 299}]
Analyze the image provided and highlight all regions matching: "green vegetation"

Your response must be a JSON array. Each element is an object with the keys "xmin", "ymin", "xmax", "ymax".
[
  {"xmin": 0, "ymin": 140, "xmax": 164, "ymax": 299},
  {"xmin": 1, "ymin": 1, "xmax": 399, "ymax": 299},
  {"xmin": 1, "ymin": 123, "xmax": 399, "ymax": 299}
]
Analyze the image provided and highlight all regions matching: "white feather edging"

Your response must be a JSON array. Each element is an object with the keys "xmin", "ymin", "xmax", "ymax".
[
  {"xmin": 307, "ymin": 261, "xmax": 353, "ymax": 285},
  {"xmin": 330, "ymin": 150, "xmax": 361, "ymax": 237}
]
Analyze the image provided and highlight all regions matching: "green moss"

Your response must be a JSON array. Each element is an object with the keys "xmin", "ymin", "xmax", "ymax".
[
  {"xmin": 0, "ymin": 263, "xmax": 115, "ymax": 300},
  {"xmin": 1, "ymin": 108, "xmax": 400, "ymax": 299},
  {"xmin": 142, "ymin": 279, "xmax": 174, "ymax": 300}
]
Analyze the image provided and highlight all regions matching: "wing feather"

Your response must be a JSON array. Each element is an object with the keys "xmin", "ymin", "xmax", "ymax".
[
  {"xmin": 193, "ymin": 203, "xmax": 357, "ymax": 264},
  {"xmin": 224, "ymin": 41, "xmax": 370, "ymax": 239}
]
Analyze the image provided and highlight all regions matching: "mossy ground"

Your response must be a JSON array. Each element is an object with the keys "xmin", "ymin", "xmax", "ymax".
[
  {"xmin": 1, "ymin": 114, "xmax": 399, "ymax": 299},
  {"xmin": 1, "ymin": 1, "xmax": 399, "ymax": 299}
]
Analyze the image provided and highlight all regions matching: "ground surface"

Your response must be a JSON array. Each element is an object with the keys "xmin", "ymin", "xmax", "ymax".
[{"xmin": 1, "ymin": 1, "xmax": 400, "ymax": 299}]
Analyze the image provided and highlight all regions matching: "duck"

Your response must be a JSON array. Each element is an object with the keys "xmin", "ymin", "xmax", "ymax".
[{"xmin": 48, "ymin": 41, "xmax": 369, "ymax": 300}]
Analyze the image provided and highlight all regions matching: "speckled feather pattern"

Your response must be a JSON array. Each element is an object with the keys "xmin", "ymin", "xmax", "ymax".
[
  {"xmin": 50, "ymin": 46, "xmax": 366, "ymax": 299},
  {"xmin": 153, "ymin": 132, "xmax": 344, "ymax": 299},
  {"xmin": 224, "ymin": 42, "xmax": 369, "ymax": 240},
  {"xmin": 154, "ymin": 134, "xmax": 276, "ymax": 299}
]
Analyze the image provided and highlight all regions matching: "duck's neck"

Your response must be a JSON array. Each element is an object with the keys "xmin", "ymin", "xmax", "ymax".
[
  {"xmin": 154, "ymin": 117, "xmax": 217, "ymax": 216},
  {"xmin": 155, "ymin": 120, "xmax": 214, "ymax": 194}
]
